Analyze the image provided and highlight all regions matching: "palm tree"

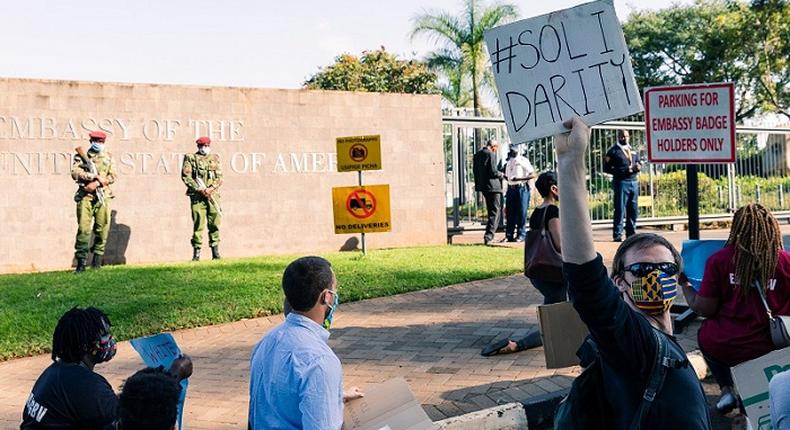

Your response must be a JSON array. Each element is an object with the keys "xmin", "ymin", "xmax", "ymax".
[{"xmin": 411, "ymin": 0, "xmax": 518, "ymax": 115}]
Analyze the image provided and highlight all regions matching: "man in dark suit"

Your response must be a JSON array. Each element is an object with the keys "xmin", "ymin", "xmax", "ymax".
[
  {"xmin": 603, "ymin": 130, "xmax": 641, "ymax": 242},
  {"xmin": 473, "ymin": 139, "xmax": 505, "ymax": 245}
]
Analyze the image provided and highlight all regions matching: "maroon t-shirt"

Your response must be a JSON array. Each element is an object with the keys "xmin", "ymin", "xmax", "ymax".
[{"xmin": 697, "ymin": 246, "xmax": 790, "ymax": 366}]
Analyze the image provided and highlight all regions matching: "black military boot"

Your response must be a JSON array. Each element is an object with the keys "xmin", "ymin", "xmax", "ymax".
[
  {"xmin": 211, "ymin": 246, "xmax": 221, "ymax": 260},
  {"xmin": 192, "ymin": 248, "xmax": 201, "ymax": 261},
  {"xmin": 91, "ymin": 254, "xmax": 102, "ymax": 269},
  {"xmin": 74, "ymin": 258, "xmax": 87, "ymax": 274}
]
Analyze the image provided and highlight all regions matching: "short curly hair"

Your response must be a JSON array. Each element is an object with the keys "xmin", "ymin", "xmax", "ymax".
[{"xmin": 118, "ymin": 367, "xmax": 181, "ymax": 430}]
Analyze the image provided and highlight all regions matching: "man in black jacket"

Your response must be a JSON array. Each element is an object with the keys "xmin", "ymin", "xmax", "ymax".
[
  {"xmin": 555, "ymin": 117, "xmax": 711, "ymax": 429},
  {"xmin": 473, "ymin": 139, "xmax": 505, "ymax": 245},
  {"xmin": 604, "ymin": 130, "xmax": 641, "ymax": 242}
]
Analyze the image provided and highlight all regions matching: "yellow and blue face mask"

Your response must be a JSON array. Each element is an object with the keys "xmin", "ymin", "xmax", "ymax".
[{"xmin": 628, "ymin": 268, "xmax": 678, "ymax": 316}]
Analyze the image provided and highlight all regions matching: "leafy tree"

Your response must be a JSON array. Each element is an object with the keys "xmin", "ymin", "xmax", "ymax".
[
  {"xmin": 623, "ymin": 0, "xmax": 789, "ymax": 120},
  {"xmin": 304, "ymin": 48, "xmax": 437, "ymax": 94},
  {"xmin": 411, "ymin": 0, "xmax": 518, "ymax": 113}
]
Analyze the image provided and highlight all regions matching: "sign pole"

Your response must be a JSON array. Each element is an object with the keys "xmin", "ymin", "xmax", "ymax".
[
  {"xmin": 358, "ymin": 170, "xmax": 367, "ymax": 255},
  {"xmin": 687, "ymin": 164, "xmax": 700, "ymax": 240}
]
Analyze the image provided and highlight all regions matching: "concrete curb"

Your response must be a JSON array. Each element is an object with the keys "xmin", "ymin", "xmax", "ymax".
[{"xmin": 435, "ymin": 402, "xmax": 529, "ymax": 429}]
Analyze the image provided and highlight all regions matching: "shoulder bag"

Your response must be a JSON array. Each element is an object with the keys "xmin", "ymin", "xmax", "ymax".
[
  {"xmin": 524, "ymin": 206, "xmax": 563, "ymax": 282},
  {"xmin": 755, "ymin": 281, "xmax": 790, "ymax": 349}
]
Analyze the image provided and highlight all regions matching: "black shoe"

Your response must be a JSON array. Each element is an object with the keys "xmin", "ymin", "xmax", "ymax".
[
  {"xmin": 211, "ymin": 246, "xmax": 221, "ymax": 260},
  {"xmin": 484, "ymin": 237, "xmax": 492, "ymax": 246},
  {"xmin": 192, "ymin": 248, "xmax": 201, "ymax": 261},
  {"xmin": 74, "ymin": 258, "xmax": 86, "ymax": 274},
  {"xmin": 613, "ymin": 237, "xmax": 623, "ymax": 242},
  {"xmin": 91, "ymin": 254, "xmax": 102, "ymax": 269},
  {"xmin": 716, "ymin": 391, "xmax": 738, "ymax": 415},
  {"xmin": 506, "ymin": 237, "xmax": 517, "ymax": 242}
]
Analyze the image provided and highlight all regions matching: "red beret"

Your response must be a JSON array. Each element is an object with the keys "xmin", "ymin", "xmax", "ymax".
[
  {"xmin": 89, "ymin": 131, "xmax": 107, "ymax": 142},
  {"xmin": 196, "ymin": 136, "xmax": 211, "ymax": 146}
]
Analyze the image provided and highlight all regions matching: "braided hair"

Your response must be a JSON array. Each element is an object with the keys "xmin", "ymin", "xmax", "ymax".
[
  {"xmin": 51, "ymin": 307, "xmax": 110, "ymax": 363},
  {"xmin": 726, "ymin": 203, "xmax": 782, "ymax": 298}
]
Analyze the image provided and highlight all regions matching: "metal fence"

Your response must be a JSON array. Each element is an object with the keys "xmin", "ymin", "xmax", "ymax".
[{"xmin": 444, "ymin": 116, "xmax": 790, "ymax": 228}]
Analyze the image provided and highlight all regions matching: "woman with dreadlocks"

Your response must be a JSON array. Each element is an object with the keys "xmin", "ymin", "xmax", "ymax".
[
  {"xmin": 682, "ymin": 203, "xmax": 790, "ymax": 415},
  {"xmin": 21, "ymin": 307, "xmax": 192, "ymax": 430}
]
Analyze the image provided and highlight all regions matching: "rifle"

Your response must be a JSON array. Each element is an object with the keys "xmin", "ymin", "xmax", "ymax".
[
  {"xmin": 196, "ymin": 178, "xmax": 223, "ymax": 217},
  {"xmin": 75, "ymin": 146, "xmax": 105, "ymax": 205}
]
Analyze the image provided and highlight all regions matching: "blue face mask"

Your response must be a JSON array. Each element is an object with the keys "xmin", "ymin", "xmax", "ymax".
[
  {"xmin": 90, "ymin": 142, "xmax": 104, "ymax": 152},
  {"xmin": 322, "ymin": 290, "xmax": 339, "ymax": 330}
]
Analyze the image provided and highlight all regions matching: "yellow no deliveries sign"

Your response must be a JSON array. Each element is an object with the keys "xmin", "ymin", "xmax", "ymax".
[
  {"xmin": 332, "ymin": 185, "xmax": 391, "ymax": 234},
  {"xmin": 336, "ymin": 135, "xmax": 382, "ymax": 172}
]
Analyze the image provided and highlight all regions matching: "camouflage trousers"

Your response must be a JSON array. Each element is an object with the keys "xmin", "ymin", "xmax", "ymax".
[
  {"xmin": 74, "ymin": 197, "xmax": 110, "ymax": 259},
  {"xmin": 190, "ymin": 196, "xmax": 221, "ymax": 248}
]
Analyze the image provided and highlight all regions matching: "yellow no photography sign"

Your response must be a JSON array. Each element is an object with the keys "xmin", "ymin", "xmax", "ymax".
[{"xmin": 336, "ymin": 135, "xmax": 382, "ymax": 172}]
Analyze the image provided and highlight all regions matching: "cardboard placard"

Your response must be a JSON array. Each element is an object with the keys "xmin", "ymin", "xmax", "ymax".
[
  {"xmin": 337, "ymin": 135, "xmax": 383, "ymax": 172},
  {"xmin": 342, "ymin": 378, "xmax": 437, "ymax": 430},
  {"xmin": 732, "ymin": 347, "xmax": 790, "ymax": 430},
  {"xmin": 332, "ymin": 185, "xmax": 392, "ymax": 234},
  {"xmin": 538, "ymin": 302, "xmax": 589, "ymax": 368},
  {"xmin": 485, "ymin": 0, "xmax": 642, "ymax": 143},
  {"xmin": 645, "ymin": 82, "xmax": 736, "ymax": 163}
]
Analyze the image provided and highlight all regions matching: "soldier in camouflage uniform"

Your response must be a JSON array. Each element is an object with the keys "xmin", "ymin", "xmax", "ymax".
[
  {"xmin": 181, "ymin": 136, "xmax": 223, "ymax": 261},
  {"xmin": 71, "ymin": 131, "xmax": 116, "ymax": 273}
]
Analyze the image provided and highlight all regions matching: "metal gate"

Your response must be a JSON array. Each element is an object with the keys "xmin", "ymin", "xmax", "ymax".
[{"xmin": 444, "ymin": 116, "xmax": 790, "ymax": 229}]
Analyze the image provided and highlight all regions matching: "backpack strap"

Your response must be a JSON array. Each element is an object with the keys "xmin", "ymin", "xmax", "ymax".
[{"xmin": 628, "ymin": 329, "xmax": 672, "ymax": 430}]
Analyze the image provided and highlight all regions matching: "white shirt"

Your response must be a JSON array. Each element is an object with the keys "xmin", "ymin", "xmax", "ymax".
[{"xmin": 505, "ymin": 155, "xmax": 535, "ymax": 185}]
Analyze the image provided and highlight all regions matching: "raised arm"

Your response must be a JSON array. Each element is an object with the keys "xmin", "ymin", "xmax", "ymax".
[{"xmin": 555, "ymin": 117, "xmax": 596, "ymax": 264}]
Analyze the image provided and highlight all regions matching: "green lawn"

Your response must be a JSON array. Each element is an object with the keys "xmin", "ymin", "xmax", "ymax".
[{"xmin": 0, "ymin": 245, "xmax": 522, "ymax": 360}]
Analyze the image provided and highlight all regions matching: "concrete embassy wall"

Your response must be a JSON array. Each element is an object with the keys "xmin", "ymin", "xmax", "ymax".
[{"xmin": 0, "ymin": 78, "xmax": 445, "ymax": 273}]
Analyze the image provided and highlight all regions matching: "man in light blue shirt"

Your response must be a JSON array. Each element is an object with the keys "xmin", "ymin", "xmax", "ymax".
[{"xmin": 248, "ymin": 256, "xmax": 360, "ymax": 430}]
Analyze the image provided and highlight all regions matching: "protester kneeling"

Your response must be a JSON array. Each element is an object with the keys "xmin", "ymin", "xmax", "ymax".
[
  {"xmin": 553, "ymin": 117, "xmax": 711, "ymax": 429},
  {"xmin": 21, "ymin": 307, "xmax": 192, "ymax": 430},
  {"xmin": 248, "ymin": 256, "xmax": 362, "ymax": 430}
]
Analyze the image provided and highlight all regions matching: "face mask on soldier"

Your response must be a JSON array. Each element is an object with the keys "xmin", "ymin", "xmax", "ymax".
[
  {"xmin": 198, "ymin": 146, "xmax": 210, "ymax": 155},
  {"xmin": 90, "ymin": 141, "xmax": 104, "ymax": 152}
]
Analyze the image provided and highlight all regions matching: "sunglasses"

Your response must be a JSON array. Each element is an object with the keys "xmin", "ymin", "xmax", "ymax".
[{"xmin": 624, "ymin": 262, "xmax": 679, "ymax": 277}]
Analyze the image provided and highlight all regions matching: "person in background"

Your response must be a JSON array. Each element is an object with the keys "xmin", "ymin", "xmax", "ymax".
[
  {"xmin": 71, "ymin": 131, "xmax": 116, "ymax": 273},
  {"xmin": 681, "ymin": 203, "xmax": 790, "ymax": 414},
  {"xmin": 181, "ymin": 136, "xmax": 223, "ymax": 261},
  {"xmin": 603, "ymin": 129, "xmax": 640, "ymax": 242},
  {"xmin": 473, "ymin": 139, "xmax": 505, "ymax": 245},
  {"xmin": 481, "ymin": 171, "xmax": 563, "ymax": 356},
  {"xmin": 504, "ymin": 145, "xmax": 536, "ymax": 242}
]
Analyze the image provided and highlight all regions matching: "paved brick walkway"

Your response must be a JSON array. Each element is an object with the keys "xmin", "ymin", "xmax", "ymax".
[{"xmin": 1, "ymin": 226, "xmax": 786, "ymax": 429}]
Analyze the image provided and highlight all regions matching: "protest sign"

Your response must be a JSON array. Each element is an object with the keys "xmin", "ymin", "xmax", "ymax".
[
  {"xmin": 342, "ymin": 378, "xmax": 437, "ymax": 430},
  {"xmin": 332, "ymin": 185, "xmax": 391, "ymax": 234},
  {"xmin": 732, "ymin": 347, "xmax": 790, "ymax": 430},
  {"xmin": 337, "ymin": 135, "xmax": 382, "ymax": 172},
  {"xmin": 130, "ymin": 333, "xmax": 188, "ymax": 430},
  {"xmin": 538, "ymin": 302, "xmax": 589, "ymax": 368},
  {"xmin": 645, "ymin": 82, "xmax": 736, "ymax": 163},
  {"xmin": 680, "ymin": 240, "xmax": 727, "ymax": 291},
  {"xmin": 485, "ymin": 0, "xmax": 642, "ymax": 143}
]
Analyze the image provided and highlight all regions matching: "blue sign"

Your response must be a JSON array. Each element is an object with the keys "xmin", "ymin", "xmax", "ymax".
[
  {"xmin": 130, "ymin": 333, "xmax": 189, "ymax": 430},
  {"xmin": 681, "ymin": 240, "xmax": 727, "ymax": 291}
]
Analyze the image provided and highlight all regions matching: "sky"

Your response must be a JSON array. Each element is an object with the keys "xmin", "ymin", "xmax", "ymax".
[{"xmin": 0, "ymin": 0, "xmax": 690, "ymax": 90}]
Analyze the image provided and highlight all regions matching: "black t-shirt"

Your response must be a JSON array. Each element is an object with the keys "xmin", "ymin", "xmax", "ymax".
[
  {"xmin": 21, "ymin": 361, "xmax": 118, "ymax": 430},
  {"xmin": 528, "ymin": 205, "xmax": 559, "ymax": 231}
]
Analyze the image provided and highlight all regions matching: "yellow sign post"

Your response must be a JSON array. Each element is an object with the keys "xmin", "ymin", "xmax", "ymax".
[
  {"xmin": 332, "ymin": 185, "xmax": 391, "ymax": 234},
  {"xmin": 336, "ymin": 135, "xmax": 382, "ymax": 172}
]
